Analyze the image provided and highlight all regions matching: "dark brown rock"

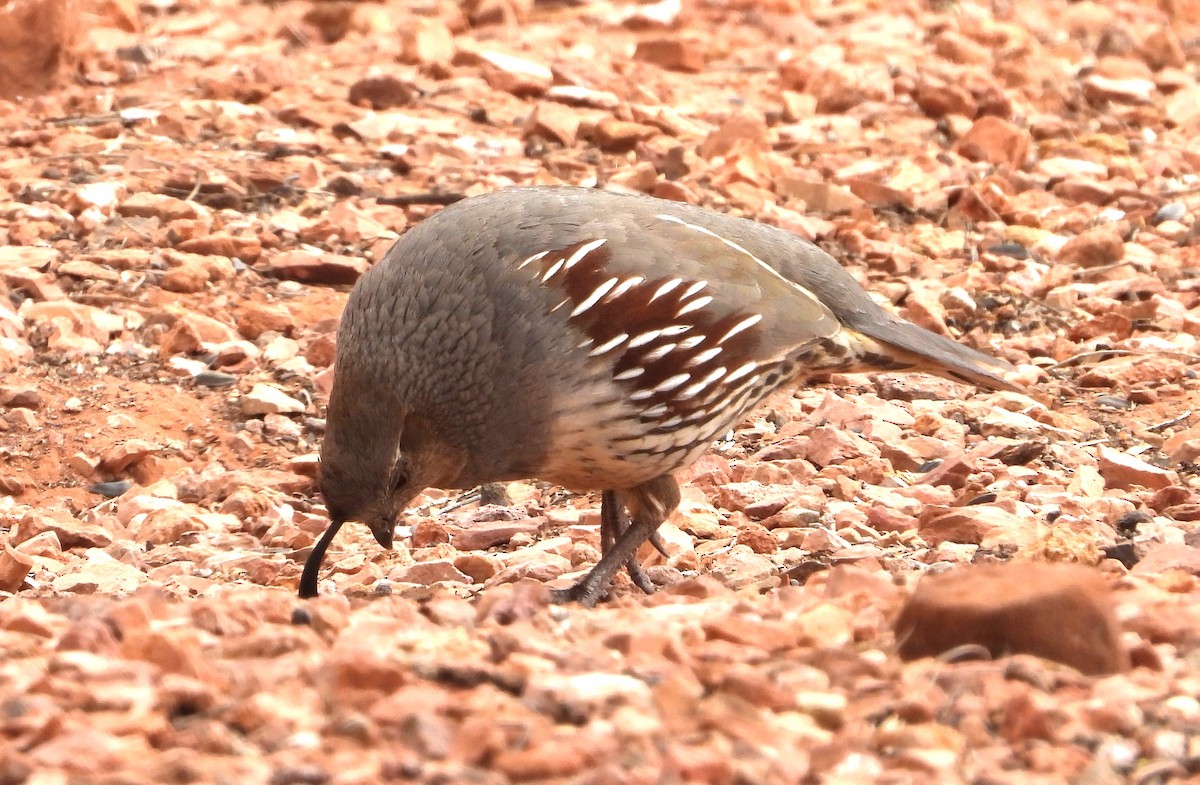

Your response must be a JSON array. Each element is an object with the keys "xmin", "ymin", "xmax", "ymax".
[{"xmin": 895, "ymin": 563, "xmax": 1128, "ymax": 675}]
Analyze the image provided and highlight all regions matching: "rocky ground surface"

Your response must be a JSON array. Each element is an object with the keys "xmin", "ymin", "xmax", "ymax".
[{"xmin": 2, "ymin": 0, "xmax": 1200, "ymax": 782}]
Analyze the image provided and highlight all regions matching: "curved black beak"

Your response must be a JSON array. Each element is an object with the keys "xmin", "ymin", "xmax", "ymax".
[
  {"xmin": 370, "ymin": 524, "xmax": 394, "ymax": 550},
  {"xmin": 298, "ymin": 518, "xmax": 345, "ymax": 599}
]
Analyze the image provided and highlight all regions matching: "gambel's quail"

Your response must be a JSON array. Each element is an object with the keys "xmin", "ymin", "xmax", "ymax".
[{"xmin": 300, "ymin": 186, "xmax": 1018, "ymax": 605}]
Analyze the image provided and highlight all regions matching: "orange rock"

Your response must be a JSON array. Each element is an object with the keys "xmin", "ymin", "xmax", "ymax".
[
  {"xmin": 1131, "ymin": 543, "xmax": 1200, "ymax": 576},
  {"xmin": 398, "ymin": 18, "xmax": 455, "ymax": 67},
  {"xmin": 587, "ymin": 118, "xmax": 658, "ymax": 153},
  {"xmin": 954, "ymin": 116, "xmax": 1031, "ymax": 169},
  {"xmin": 478, "ymin": 50, "xmax": 552, "ymax": 96},
  {"xmin": 697, "ymin": 110, "xmax": 770, "ymax": 158},
  {"xmin": 917, "ymin": 505, "xmax": 1025, "ymax": 546},
  {"xmin": 236, "ymin": 301, "xmax": 294, "ymax": 340},
  {"xmin": 1097, "ymin": 445, "xmax": 1178, "ymax": 490},
  {"xmin": 0, "ymin": 544, "xmax": 34, "ymax": 593},
  {"xmin": 895, "ymin": 563, "xmax": 1128, "ymax": 675},
  {"xmin": 0, "ymin": 0, "xmax": 79, "ymax": 99},
  {"xmin": 634, "ymin": 37, "xmax": 705, "ymax": 72},
  {"xmin": 1057, "ymin": 227, "xmax": 1124, "ymax": 267},
  {"xmin": 524, "ymin": 101, "xmax": 581, "ymax": 147}
]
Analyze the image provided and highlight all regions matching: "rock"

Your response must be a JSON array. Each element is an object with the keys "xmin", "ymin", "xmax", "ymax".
[
  {"xmin": 398, "ymin": 18, "xmax": 454, "ymax": 67},
  {"xmin": 933, "ymin": 30, "xmax": 993, "ymax": 65},
  {"xmin": 0, "ymin": 386, "xmax": 40, "ymax": 408},
  {"xmin": 1130, "ymin": 543, "xmax": 1200, "ymax": 576},
  {"xmin": 633, "ymin": 37, "xmax": 705, "ymax": 72},
  {"xmin": 98, "ymin": 439, "xmax": 160, "ymax": 474},
  {"xmin": 20, "ymin": 300, "xmax": 123, "ymax": 355},
  {"xmin": 954, "ymin": 116, "xmax": 1031, "ymax": 169},
  {"xmin": 546, "ymin": 85, "xmax": 621, "ymax": 110},
  {"xmin": 1057, "ymin": 227, "xmax": 1124, "ymax": 268},
  {"xmin": 1051, "ymin": 178, "xmax": 1114, "ymax": 205},
  {"xmin": 239, "ymin": 383, "xmax": 305, "ymax": 416},
  {"xmin": 918, "ymin": 505, "xmax": 1028, "ymax": 546},
  {"xmin": 478, "ymin": 51, "xmax": 552, "ymax": 96},
  {"xmin": 389, "ymin": 560, "xmax": 471, "ymax": 586},
  {"xmin": 130, "ymin": 507, "xmax": 222, "ymax": 546},
  {"xmin": 1097, "ymin": 445, "xmax": 1177, "ymax": 491},
  {"xmin": 236, "ymin": 301, "xmax": 294, "ymax": 339},
  {"xmin": 895, "ymin": 563, "xmax": 1128, "ymax": 675},
  {"xmin": 697, "ymin": 110, "xmax": 770, "ymax": 158},
  {"xmin": 267, "ymin": 251, "xmax": 368, "ymax": 286},
  {"xmin": 158, "ymin": 310, "xmax": 241, "ymax": 356},
  {"xmin": 915, "ymin": 78, "xmax": 977, "ymax": 119},
  {"xmin": 348, "ymin": 75, "xmax": 414, "ymax": 110},
  {"xmin": 15, "ymin": 510, "xmax": 114, "ymax": 550},
  {"xmin": 588, "ymin": 118, "xmax": 658, "ymax": 153},
  {"xmin": 1140, "ymin": 26, "xmax": 1186, "ymax": 70},
  {"xmin": 0, "ymin": 544, "xmax": 34, "ymax": 593},
  {"xmin": 52, "ymin": 552, "xmax": 147, "ymax": 594},
  {"xmin": 702, "ymin": 614, "xmax": 798, "ymax": 652},
  {"xmin": 735, "ymin": 521, "xmax": 777, "ymax": 554},
  {"xmin": 1083, "ymin": 74, "xmax": 1154, "ymax": 104},
  {"xmin": 452, "ymin": 520, "xmax": 543, "ymax": 551},
  {"xmin": 493, "ymin": 741, "xmax": 586, "ymax": 780},
  {"xmin": 0, "ymin": 0, "xmax": 77, "ymax": 99},
  {"xmin": 708, "ymin": 548, "xmax": 777, "ymax": 589},
  {"xmin": 524, "ymin": 101, "xmax": 580, "ymax": 146},
  {"xmin": 119, "ymin": 192, "xmax": 207, "ymax": 221},
  {"xmin": 160, "ymin": 261, "xmax": 209, "ymax": 293},
  {"xmin": 176, "ymin": 233, "xmax": 262, "ymax": 262}
]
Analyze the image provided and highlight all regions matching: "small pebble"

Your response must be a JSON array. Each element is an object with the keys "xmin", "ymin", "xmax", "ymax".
[
  {"xmin": 986, "ymin": 242, "xmax": 1030, "ymax": 259},
  {"xmin": 1095, "ymin": 395, "xmax": 1132, "ymax": 410},
  {"xmin": 1152, "ymin": 202, "xmax": 1187, "ymax": 225},
  {"xmin": 195, "ymin": 371, "xmax": 237, "ymax": 388},
  {"xmin": 88, "ymin": 479, "xmax": 134, "ymax": 498}
]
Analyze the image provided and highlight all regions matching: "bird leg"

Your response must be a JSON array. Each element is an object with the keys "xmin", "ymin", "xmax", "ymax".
[
  {"xmin": 599, "ymin": 490, "xmax": 669, "ymax": 594},
  {"xmin": 552, "ymin": 475, "xmax": 681, "ymax": 607}
]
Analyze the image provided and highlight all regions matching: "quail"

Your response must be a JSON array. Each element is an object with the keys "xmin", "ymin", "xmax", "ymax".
[{"xmin": 300, "ymin": 186, "xmax": 1018, "ymax": 605}]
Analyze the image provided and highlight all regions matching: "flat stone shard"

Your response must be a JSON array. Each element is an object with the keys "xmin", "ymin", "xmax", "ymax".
[{"xmin": 894, "ymin": 563, "xmax": 1128, "ymax": 675}]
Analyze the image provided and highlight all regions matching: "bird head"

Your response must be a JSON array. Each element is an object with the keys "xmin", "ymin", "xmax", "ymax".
[{"xmin": 299, "ymin": 404, "xmax": 464, "ymax": 597}]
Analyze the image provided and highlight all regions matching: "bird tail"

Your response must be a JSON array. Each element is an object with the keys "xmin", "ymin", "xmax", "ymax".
[{"xmin": 839, "ymin": 324, "xmax": 1021, "ymax": 393}]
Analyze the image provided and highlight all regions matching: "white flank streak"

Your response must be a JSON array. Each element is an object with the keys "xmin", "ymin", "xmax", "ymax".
[
  {"xmin": 676, "ymin": 295, "xmax": 714, "ymax": 316},
  {"xmin": 589, "ymin": 333, "xmax": 629, "ymax": 356},
  {"xmin": 660, "ymin": 324, "xmax": 691, "ymax": 337},
  {"xmin": 724, "ymin": 362, "xmax": 758, "ymax": 384},
  {"xmin": 654, "ymin": 373, "xmax": 691, "ymax": 393},
  {"xmin": 605, "ymin": 276, "xmax": 643, "ymax": 301},
  {"xmin": 676, "ymin": 367, "xmax": 727, "ymax": 400},
  {"xmin": 577, "ymin": 338, "xmax": 594, "ymax": 350},
  {"xmin": 541, "ymin": 259, "xmax": 565, "ymax": 282},
  {"xmin": 564, "ymin": 238, "xmax": 607, "ymax": 269},
  {"xmin": 571, "ymin": 277, "xmax": 619, "ymax": 317},
  {"xmin": 686, "ymin": 347, "xmax": 722, "ymax": 367},
  {"xmin": 681, "ymin": 280, "xmax": 708, "ymax": 299},
  {"xmin": 656, "ymin": 415, "xmax": 682, "ymax": 429},
  {"xmin": 628, "ymin": 329, "xmax": 662, "ymax": 348},
  {"xmin": 517, "ymin": 250, "xmax": 549, "ymax": 270},
  {"xmin": 656, "ymin": 214, "xmax": 829, "ymax": 310},
  {"xmin": 641, "ymin": 342, "xmax": 677, "ymax": 362},
  {"xmin": 641, "ymin": 403, "xmax": 669, "ymax": 418},
  {"xmin": 630, "ymin": 387, "xmax": 656, "ymax": 401},
  {"xmin": 548, "ymin": 298, "xmax": 570, "ymax": 313},
  {"xmin": 677, "ymin": 335, "xmax": 705, "ymax": 351},
  {"xmin": 719, "ymin": 313, "xmax": 763, "ymax": 343},
  {"xmin": 649, "ymin": 278, "xmax": 683, "ymax": 302},
  {"xmin": 613, "ymin": 367, "xmax": 644, "ymax": 381}
]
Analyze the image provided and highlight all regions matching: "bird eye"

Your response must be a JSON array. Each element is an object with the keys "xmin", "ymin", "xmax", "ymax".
[{"xmin": 391, "ymin": 454, "xmax": 410, "ymax": 491}]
